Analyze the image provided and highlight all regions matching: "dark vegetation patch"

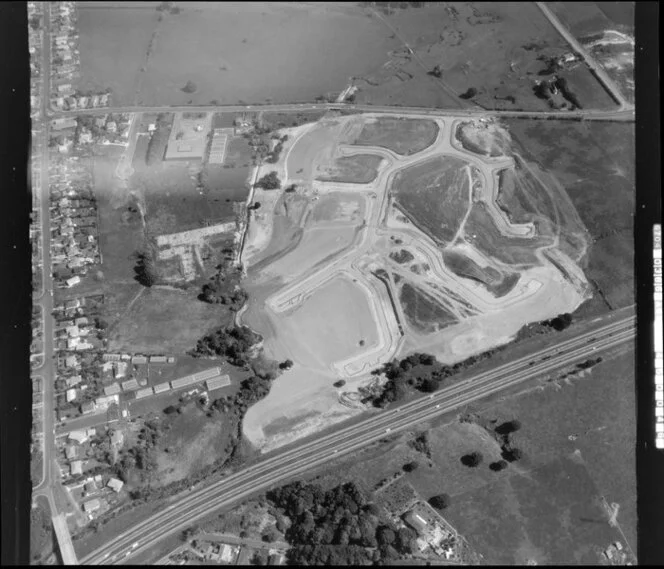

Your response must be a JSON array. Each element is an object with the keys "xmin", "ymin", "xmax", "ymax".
[
  {"xmin": 267, "ymin": 481, "xmax": 418, "ymax": 565},
  {"xmin": 388, "ymin": 249, "xmax": 414, "ymax": 264}
]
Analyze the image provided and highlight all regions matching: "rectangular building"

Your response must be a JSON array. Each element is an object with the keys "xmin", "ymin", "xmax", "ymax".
[
  {"xmin": 206, "ymin": 374, "xmax": 231, "ymax": 392},
  {"xmin": 153, "ymin": 382, "xmax": 171, "ymax": 394},
  {"xmin": 121, "ymin": 379, "xmax": 139, "ymax": 392},
  {"xmin": 135, "ymin": 387, "xmax": 154, "ymax": 400},
  {"xmin": 103, "ymin": 383, "xmax": 121, "ymax": 396}
]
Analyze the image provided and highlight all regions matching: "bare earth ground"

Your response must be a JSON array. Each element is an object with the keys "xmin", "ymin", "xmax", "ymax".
[{"xmin": 239, "ymin": 112, "xmax": 593, "ymax": 453}]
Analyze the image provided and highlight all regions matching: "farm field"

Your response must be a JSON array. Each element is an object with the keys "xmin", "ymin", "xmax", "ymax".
[
  {"xmin": 357, "ymin": 2, "xmax": 618, "ymax": 111},
  {"xmin": 352, "ymin": 117, "xmax": 439, "ymax": 156},
  {"xmin": 504, "ymin": 119, "xmax": 635, "ymax": 314},
  {"xmin": 107, "ymin": 287, "xmax": 234, "ymax": 354},
  {"xmin": 316, "ymin": 154, "xmax": 384, "ymax": 184},
  {"xmin": 303, "ymin": 346, "xmax": 635, "ymax": 565},
  {"xmin": 548, "ymin": 2, "xmax": 633, "ymax": 37},
  {"xmin": 78, "ymin": 3, "xmax": 400, "ymax": 107},
  {"xmin": 391, "ymin": 155, "xmax": 470, "ymax": 245}
]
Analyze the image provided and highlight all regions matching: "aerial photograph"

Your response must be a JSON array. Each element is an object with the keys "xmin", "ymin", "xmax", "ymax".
[{"xmin": 27, "ymin": 1, "xmax": 638, "ymax": 565}]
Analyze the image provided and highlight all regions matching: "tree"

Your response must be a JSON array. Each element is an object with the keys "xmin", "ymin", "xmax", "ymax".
[
  {"xmin": 254, "ymin": 171, "xmax": 281, "ymax": 190},
  {"xmin": 333, "ymin": 379, "xmax": 346, "ymax": 388},
  {"xmin": 181, "ymin": 80, "xmax": 197, "ymax": 94},
  {"xmin": 495, "ymin": 419, "xmax": 522, "ymax": 436},
  {"xmin": 284, "ymin": 184, "xmax": 297, "ymax": 193},
  {"xmin": 428, "ymin": 494, "xmax": 451, "ymax": 510},
  {"xmin": 430, "ymin": 65, "xmax": 443, "ymax": 78},
  {"xmin": 402, "ymin": 461, "xmax": 419, "ymax": 473},
  {"xmin": 489, "ymin": 460, "xmax": 508, "ymax": 472},
  {"xmin": 502, "ymin": 447, "xmax": 523, "ymax": 462},
  {"xmin": 460, "ymin": 451, "xmax": 483, "ymax": 467},
  {"xmin": 134, "ymin": 248, "xmax": 159, "ymax": 287},
  {"xmin": 375, "ymin": 525, "xmax": 396, "ymax": 547},
  {"xmin": 279, "ymin": 359, "xmax": 294, "ymax": 370},
  {"xmin": 459, "ymin": 87, "xmax": 478, "ymax": 100}
]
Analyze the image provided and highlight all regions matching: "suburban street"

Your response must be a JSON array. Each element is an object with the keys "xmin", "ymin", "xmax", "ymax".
[
  {"xmin": 80, "ymin": 310, "xmax": 634, "ymax": 565},
  {"xmin": 49, "ymin": 102, "xmax": 635, "ymax": 122},
  {"xmin": 32, "ymin": 3, "xmax": 79, "ymax": 565}
]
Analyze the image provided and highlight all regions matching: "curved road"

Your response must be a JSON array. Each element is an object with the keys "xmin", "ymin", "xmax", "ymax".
[{"xmin": 82, "ymin": 312, "xmax": 634, "ymax": 564}]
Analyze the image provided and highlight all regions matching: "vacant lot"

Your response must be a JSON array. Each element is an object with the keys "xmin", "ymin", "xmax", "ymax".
[
  {"xmin": 311, "ymin": 192, "xmax": 365, "ymax": 225},
  {"xmin": 505, "ymin": 120, "xmax": 634, "ymax": 313},
  {"xmin": 399, "ymin": 282, "xmax": 457, "ymax": 334},
  {"xmin": 391, "ymin": 155, "xmax": 470, "ymax": 245},
  {"xmin": 352, "ymin": 117, "xmax": 439, "ymax": 156},
  {"xmin": 30, "ymin": 498, "xmax": 55, "ymax": 564},
  {"xmin": 442, "ymin": 249, "xmax": 519, "ymax": 298},
  {"xmin": 108, "ymin": 287, "xmax": 233, "ymax": 354},
  {"xmin": 455, "ymin": 122, "xmax": 508, "ymax": 157},
  {"xmin": 79, "ymin": 3, "xmax": 400, "ymax": 106},
  {"xmin": 465, "ymin": 202, "xmax": 547, "ymax": 267},
  {"xmin": 282, "ymin": 275, "xmax": 378, "ymax": 367},
  {"xmin": 316, "ymin": 154, "xmax": 384, "ymax": 184}
]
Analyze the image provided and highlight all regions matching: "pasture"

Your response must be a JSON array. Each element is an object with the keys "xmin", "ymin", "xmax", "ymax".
[
  {"xmin": 391, "ymin": 155, "xmax": 470, "ymax": 245},
  {"xmin": 505, "ymin": 119, "xmax": 634, "ymax": 314},
  {"xmin": 352, "ymin": 117, "xmax": 439, "ymax": 156},
  {"xmin": 78, "ymin": 3, "xmax": 400, "ymax": 106}
]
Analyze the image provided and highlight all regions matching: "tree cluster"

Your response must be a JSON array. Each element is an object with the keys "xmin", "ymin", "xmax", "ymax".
[
  {"xmin": 407, "ymin": 432, "xmax": 431, "ymax": 459},
  {"xmin": 267, "ymin": 481, "xmax": 417, "ymax": 565},
  {"xmin": 428, "ymin": 494, "xmax": 451, "ymax": 510},
  {"xmin": 200, "ymin": 267, "xmax": 247, "ymax": 310},
  {"xmin": 114, "ymin": 418, "xmax": 162, "ymax": 482},
  {"xmin": 181, "ymin": 80, "xmax": 197, "ymax": 94},
  {"xmin": 191, "ymin": 325, "xmax": 262, "ymax": 366},
  {"xmin": 265, "ymin": 135, "xmax": 289, "ymax": 164},
  {"xmin": 254, "ymin": 171, "xmax": 281, "ymax": 190},
  {"xmin": 366, "ymin": 349, "xmax": 497, "ymax": 408},
  {"xmin": 133, "ymin": 247, "xmax": 160, "ymax": 287}
]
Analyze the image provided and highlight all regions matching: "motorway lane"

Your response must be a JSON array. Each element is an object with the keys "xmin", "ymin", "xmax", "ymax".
[
  {"xmin": 49, "ymin": 103, "xmax": 635, "ymax": 122},
  {"xmin": 84, "ymin": 314, "xmax": 634, "ymax": 564},
  {"xmin": 87, "ymin": 313, "xmax": 633, "ymax": 561},
  {"xmin": 108, "ymin": 327, "xmax": 634, "ymax": 565}
]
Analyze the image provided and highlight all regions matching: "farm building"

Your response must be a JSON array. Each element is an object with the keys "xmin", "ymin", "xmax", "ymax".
[{"xmin": 206, "ymin": 374, "xmax": 231, "ymax": 392}]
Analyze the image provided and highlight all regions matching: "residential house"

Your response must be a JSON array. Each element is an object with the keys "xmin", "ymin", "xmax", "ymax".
[
  {"xmin": 70, "ymin": 460, "xmax": 83, "ymax": 476},
  {"xmin": 81, "ymin": 401, "xmax": 96, "ymax": 415},
  {"xmin": 65, "ymin": 445, "xmax": 78, "ymax": 460},
  {"xmin": 82, "ymin": 498, "xmax": 100, "ymax": 513},
  {"xmin": 66, "ymin": 388, "xmax": 77, "ymax": 402},
  {"xmin": 106, "ymin": 477, "xmax": 124, "ymax": 493}
]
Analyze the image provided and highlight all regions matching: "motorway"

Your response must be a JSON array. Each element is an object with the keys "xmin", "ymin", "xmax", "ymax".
[
  {"xmin": 49, "ymin": 101, "xmax": 634, "ymax": 122},
  {"xmin": 82, "ymin": 312, "xmax": 634, "ymax": 565}
]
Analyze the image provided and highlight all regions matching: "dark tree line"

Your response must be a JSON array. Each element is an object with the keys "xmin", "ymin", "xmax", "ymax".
[{"xmin": 267, "ymin": 481, "xmax": 418, "ymax": 565}]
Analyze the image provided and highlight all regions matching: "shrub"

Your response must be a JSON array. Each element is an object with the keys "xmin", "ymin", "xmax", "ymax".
[
  {"xmin": 460, "ymin": 452, "xmax": 483, "ymax": 467},
  {"xmin": 428, "ymin": 494, "xmax": 451, "ymax": 510}
]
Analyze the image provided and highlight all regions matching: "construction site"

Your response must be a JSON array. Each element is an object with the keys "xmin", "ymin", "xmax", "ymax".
[{"xmin": 237, "ymin": 112, "xmax": 592, "ymax": 453}]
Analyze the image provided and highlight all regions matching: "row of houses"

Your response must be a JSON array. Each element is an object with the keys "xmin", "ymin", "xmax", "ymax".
[
  {"xmin": 28, "ymin": 1, "xmax": 43, "ymax": 116},
  {"xmin": 48, "ymin": 154, "xmax": 101, "ymax": 283}
]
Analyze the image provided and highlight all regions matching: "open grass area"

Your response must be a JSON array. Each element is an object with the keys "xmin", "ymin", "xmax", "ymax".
[
  {"xmin": 316, "ymin": 154, "xmax": 384, "ymax": 184},
  {"xmin": 352, "ymin": 117, "xmax": 439, "ymax": 156},
  {"xmin": 311, "ymin": 192, "xmax": 365, "ymax": 225},
  {"xmin": 262, "ymin": 111, "xmax": 328, "ymax": 131},
  {"xmin": 399, "ymin": 282, "xmax": 457, "ymax": 334},
  {"xmin": 505, "ymin": 120, "xmax": 634, "ymax": 313},
  {"xmin": 391, "ymin": 155, "xmax": 470, "ymax": 245},
  {"xmin": 548, "ymin": 2, "xmax": 632, "ymax": 37},
  {"xmin": 364, "ymin": 2, "xmax": 618, "ymax": 111},
  {"xmin": 302, "ymin": 343, "xmax": 635, "ymax": 565},
  {"xmin": 30, "ymin": 497, "xmax": 55, "ymax": 564},
  {"xmin": 78, "ymin": 3, "xmax": 399, "ymax": 107},
  {"xmin": 108, "ymin": 287, "xmax": 233, "ymax": 354}
]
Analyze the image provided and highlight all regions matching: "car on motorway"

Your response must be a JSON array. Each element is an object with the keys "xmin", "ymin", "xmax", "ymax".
[
  {"xmin": 385, "ymin": 428, "xmax": 391, "ymax": 433},
  {"xmin": 436, "ymin": 404, "xmax": 441, "ymax": 409}
]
